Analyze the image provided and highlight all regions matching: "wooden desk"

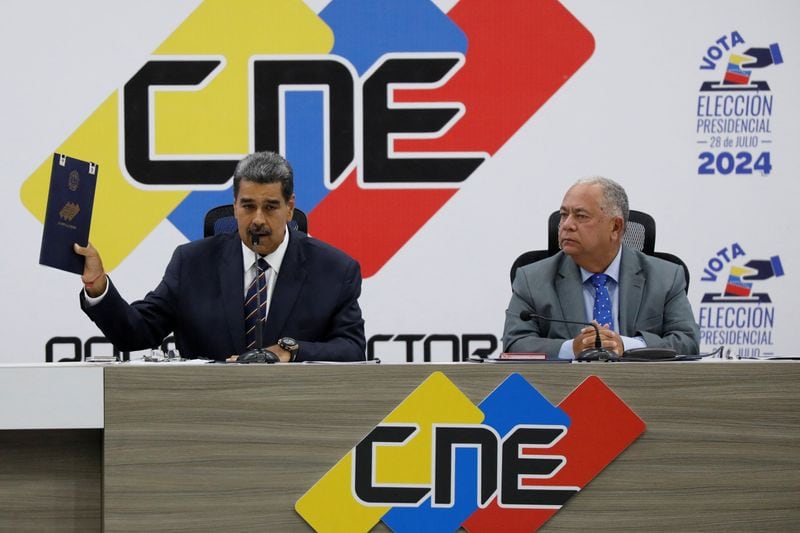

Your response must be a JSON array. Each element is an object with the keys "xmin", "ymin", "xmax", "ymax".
[
  {"xmin": 0, "ymin": 364, "xmax": 103, "ymax": 531},
  {"xmin": 102, "ymin": 363, "xmax": 800, "ymax": 532},
  {"xmin": 1, "ymin": 363, "xmax": 798, "ymax": 531}
]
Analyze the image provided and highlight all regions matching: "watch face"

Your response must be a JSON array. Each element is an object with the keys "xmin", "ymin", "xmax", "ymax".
[{"xmin": 279, "ymin": 337, "xmax": 297, "ymax": 351}]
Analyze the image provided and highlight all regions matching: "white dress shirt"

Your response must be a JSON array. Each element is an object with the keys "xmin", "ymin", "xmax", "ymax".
[{"xmin": 240, "ymin": 226, "xmax": 290, "ymax": 321}]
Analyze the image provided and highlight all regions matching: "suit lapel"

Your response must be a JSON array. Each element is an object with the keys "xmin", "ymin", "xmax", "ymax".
[
  {"xmin": 219, "ymin": 234, "xmax": 247, "ymax": 355},
  {"xmin": 555, "ymin": 254, "xmax": 587, "ymax": 337},
  {"xmin": 264, "ymin": 230, "xmax": 308, "ymax": 341},
  {"xmin": 618, "ymin": 247, "xmax": 645, "ymax": 336}
]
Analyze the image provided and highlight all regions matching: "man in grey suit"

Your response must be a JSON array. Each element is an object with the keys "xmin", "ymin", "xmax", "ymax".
[{"xmin": 503, "ymin": 177, "xmax": 699, "ymax": 359}]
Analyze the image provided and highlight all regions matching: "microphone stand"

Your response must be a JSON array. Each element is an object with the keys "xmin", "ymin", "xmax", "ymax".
[
  {"xmin": 519, "ymin": 311, "xmax": 619, "ymax": 362},
  {"xmin": 253, "ymin": 234, "xmax": 263, "ymax": 351},
  {"xmin": 238, "ymin": 234, "xmax": 278, "ymax": 363}
]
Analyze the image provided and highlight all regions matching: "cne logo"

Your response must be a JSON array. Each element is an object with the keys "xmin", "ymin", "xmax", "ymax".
[
  {"xmin": 295, "ymin": 372, "xmax": 645, "ymax": 532},
  {"xmin": 20, "ymin": 0, "xmax": 593, "ymax": 276}
]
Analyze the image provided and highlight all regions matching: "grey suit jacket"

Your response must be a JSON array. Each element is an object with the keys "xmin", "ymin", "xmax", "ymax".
[{"xmin": 503, "ymin": 247, "xmax": 699, "ymax": 358}]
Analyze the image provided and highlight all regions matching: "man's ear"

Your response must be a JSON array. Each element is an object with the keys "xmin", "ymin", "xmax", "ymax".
[
  {"xmin": 287, "ymin": 194, "xmax": 296, "ymax": 215},
  {"xmin": 611, "ymin": 216, "xmax": 625, "ymax": 240},
  {"xmin": 232, "ymin": 196, "xmax": 240, "ymax": 221}
]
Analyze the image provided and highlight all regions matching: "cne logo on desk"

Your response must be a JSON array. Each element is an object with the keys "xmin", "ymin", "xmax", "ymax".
[{"xmin": 295, "ymin": 372, "xmax": 645, "ymax": 532}]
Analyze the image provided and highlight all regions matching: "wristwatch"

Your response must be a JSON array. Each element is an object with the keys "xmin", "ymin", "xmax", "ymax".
[{"xmin": 278, "ymin": 337, "xmax": 299, "ymax": 361}]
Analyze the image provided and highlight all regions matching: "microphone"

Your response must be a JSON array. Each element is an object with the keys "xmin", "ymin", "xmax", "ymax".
[
  {"xmin": 238, "ymin": 233, "xmax": 278, "ymax": 364},
  {"xmin": 519, "ymin": 310, "xmax": 619, "ymax": 362}
]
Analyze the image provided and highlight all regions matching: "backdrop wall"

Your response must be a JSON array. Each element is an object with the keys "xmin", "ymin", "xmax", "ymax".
[{"xmin": 2, "ymin": 0, "xmax": 797, "ymax": 363}]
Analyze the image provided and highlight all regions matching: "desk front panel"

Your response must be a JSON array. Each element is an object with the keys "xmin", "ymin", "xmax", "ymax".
[{"xmin": 103, "ymin": 363, "xmax": 800, "ymax": 532}]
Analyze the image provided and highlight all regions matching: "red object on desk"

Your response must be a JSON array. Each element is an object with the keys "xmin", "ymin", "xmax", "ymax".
[{"xmin": 498, "ymin": 352, "xmax": 547, "ymax": 360}]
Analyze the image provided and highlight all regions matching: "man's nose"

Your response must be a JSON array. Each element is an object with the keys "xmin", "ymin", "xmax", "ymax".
[{"xmin": 253, "ymin": 207, "xmax": 267, "ymax": 225}]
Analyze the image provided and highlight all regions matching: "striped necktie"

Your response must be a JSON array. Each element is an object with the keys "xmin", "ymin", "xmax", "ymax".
[
  {"xmin": 245, "ymin": 258, "xmax": 269, "ymax": 350},
  {"xmin": 590, "ymin": 273, "xmax": 613, "ymax": 329}
]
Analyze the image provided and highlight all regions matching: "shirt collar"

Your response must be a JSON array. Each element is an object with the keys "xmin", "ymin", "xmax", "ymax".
[
  {"xmin": 240, "ymin": 227, "xmax": 290, "ymax": 274},
  {"xmin": 579, "ymin": 246, "xmax": 622, "ymax": 284}
]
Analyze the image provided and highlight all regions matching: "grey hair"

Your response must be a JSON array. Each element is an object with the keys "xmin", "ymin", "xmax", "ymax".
[
  {"xmin": 574, "ymin": 176, "xmax": 629, "ymax": 222},
  {"xmin": 232, "ymin": 151, "xmax": 294, "ymax": 201}
]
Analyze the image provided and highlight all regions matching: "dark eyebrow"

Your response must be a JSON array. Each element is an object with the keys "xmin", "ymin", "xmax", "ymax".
[{"xmin": 238, "ymin": 197, "xmax": 282, "ymax": 207}]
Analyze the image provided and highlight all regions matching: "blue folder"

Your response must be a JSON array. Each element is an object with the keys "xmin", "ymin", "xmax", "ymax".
[{"xmin": 39, "ymin": 153, "xmax": 98, "ymax": 274}]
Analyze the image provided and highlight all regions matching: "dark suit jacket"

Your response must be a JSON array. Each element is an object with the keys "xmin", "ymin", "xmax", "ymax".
[
  {"xmin": 503, "ymin": 247, "xmax": 699, "ymax": 358},
  {"xmin": 81, "ymin": 230, "xmax": 366, "ymax": 361}
]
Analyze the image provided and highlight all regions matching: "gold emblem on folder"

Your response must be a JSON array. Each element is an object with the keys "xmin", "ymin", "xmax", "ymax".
[
  {"xmin": 68, "ymin": 170, "xmax": 80, "ymax": 191},
  {"xmin": 59, "ymin": 202, "xmax": 80, "ymax": 222}
]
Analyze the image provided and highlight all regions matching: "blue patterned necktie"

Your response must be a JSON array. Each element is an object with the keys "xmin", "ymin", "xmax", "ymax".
[
  {"xmin": 591, "ymin": 273, "xmax": 613, "ymax": 329},
  {"xmin": 245, "ymin": 258, "xmax": 270, "ymax": 349}
]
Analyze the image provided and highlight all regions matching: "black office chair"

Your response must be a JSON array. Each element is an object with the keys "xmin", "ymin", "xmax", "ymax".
[
  {"xmin": 203, "ymin": 205, "xmax": 308, "ymax": 238},
  {"xmin": 509, "ymin": 210, "xmax": 690, "ymax": 292}
]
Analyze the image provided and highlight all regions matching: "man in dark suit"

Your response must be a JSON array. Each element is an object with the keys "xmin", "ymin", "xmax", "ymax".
[
  {"xmin": 503, "ymin": 177, "xmax": 699, "ymax": 359},
  {"xmin": 75, "ymin": 151, "xmax": 365, "ymax": 362}
]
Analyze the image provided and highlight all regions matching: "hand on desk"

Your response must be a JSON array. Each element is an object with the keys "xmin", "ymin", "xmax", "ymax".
[
  {"xmin": 572, "ymin": 321, "xmax": 623, "ymax": 357},
  {"xmin": 226, "ymin": 344, "xmax": 291, "ymax": 363}
]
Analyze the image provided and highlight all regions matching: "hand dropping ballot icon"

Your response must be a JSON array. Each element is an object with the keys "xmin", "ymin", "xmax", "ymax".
[
  {"xmin": 702, "ymin": 255, "xmax": 784, "ymax": 304},
  {"xmin": 701, "ymin": 43, "xmax": 783, "ymax": 91}
]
